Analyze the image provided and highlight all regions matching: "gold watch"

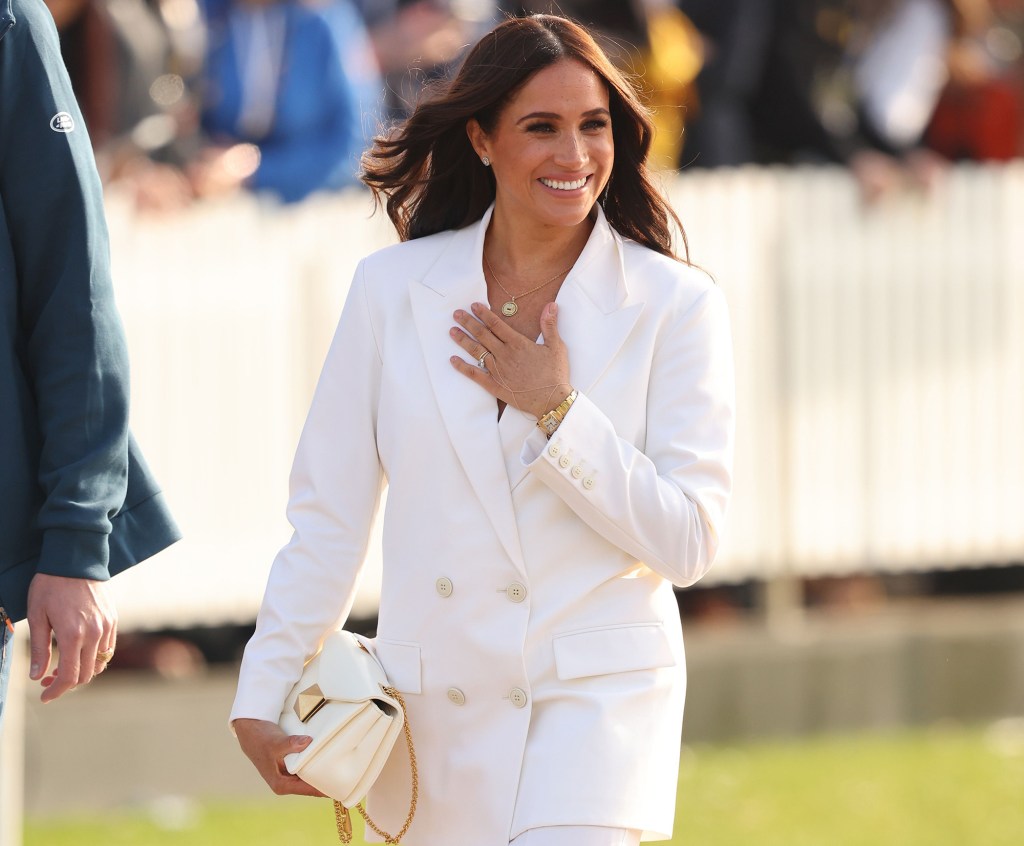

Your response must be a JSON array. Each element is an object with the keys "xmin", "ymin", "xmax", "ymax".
[{"xmin": 537, "ymin": 388, "xmax": 578, "ymax": 438}]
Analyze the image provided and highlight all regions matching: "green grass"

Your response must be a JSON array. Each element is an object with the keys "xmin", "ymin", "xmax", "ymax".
[
  {"xmin": 26, "ymin": 723, "xmax": 1024, "ymax": 845},
  {"xmin": 674, "ymin": 723, "xmax": 1024, "ymax": 845}
]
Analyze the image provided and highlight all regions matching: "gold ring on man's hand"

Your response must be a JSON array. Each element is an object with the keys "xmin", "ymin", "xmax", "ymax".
[{"xmin": 97, "ymin": 649, "xmax": 115, "ymax": 664}]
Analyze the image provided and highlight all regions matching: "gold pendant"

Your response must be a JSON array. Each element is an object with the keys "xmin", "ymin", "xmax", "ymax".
[{"xmin": 501, "ymin": 301, "xmax": 518, "ymax": 317}]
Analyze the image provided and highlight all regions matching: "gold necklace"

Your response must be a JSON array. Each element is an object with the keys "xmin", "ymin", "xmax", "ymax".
[{"xmin": 484, "ymin": 254, "xmax": 573, "ymax": 317}]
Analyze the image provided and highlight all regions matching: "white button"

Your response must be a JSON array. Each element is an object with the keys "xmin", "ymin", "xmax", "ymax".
[
  {"xmin": 571, "ymin": 464, "xmax": 584, "ymax": 479},
  {"xmin": 436, "ymin": 577, "xmax": 453, "ymax": 597},
  {"xmin": 447, "ymin": 687, "xmax": 466, "ymax": 705},
  {"xmin": 559, "ymin": 454, "xmax": 571, "ymax": 469},
  {"xmin": 548, "ymin": 443, "xmax": 560, "ymax": 457},
  {"xmin": 509, "ymin": 688, "xmax": 528, "ymax": 708},
  {"xmin": 505, "ymin": 582, "xmax": 527, "ymax": 603},
  {"xmin": 583, "ymin": 476, "xmax": 596, "ymax": 490}
]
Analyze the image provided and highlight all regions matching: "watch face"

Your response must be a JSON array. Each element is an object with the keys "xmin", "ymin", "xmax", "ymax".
[{"xmin": 542, "ymin": 417, "xmax": 558, "ymax": 434}]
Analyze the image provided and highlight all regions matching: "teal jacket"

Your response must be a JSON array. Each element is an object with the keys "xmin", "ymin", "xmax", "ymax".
[{"xmin": 0, "ymin": 0, "xmax": 180, "ymax": 622}]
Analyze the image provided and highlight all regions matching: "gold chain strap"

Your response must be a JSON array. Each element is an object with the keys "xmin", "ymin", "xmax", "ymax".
[{"xmin": 333, "ymin": 687, "xmax": 418, "ymax": 844}]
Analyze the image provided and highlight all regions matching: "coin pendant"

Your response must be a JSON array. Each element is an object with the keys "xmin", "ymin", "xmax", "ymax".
[{"xmin": 501, "ymin": 301, "xmax": 518, "ymax": 317}]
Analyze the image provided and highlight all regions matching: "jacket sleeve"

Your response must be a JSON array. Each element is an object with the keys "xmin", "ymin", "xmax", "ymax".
[
  {"xmin": 521, "ymin": 285, "xmax": 735, "ymax": 587},
  {"xmin": 0, "ymin": 0, "xmax": 130, "ymax": 580},
  {"xmin": 231, "ymin": 264, "xmax": 386, "ymax": 724}
]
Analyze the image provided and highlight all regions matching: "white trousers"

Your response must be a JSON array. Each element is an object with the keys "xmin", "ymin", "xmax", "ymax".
[{"xmin": 510, "ymin": 827, "xmax": 642, "ymax": 846}]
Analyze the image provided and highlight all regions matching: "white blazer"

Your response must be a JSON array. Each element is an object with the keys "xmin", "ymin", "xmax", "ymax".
[{"xmin": 231, "ymin": 205, "xmax": 735, "ymax": 844}]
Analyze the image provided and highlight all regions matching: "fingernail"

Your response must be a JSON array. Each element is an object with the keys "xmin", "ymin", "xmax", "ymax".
[
  {"xmin": 449, "ymin": 327, "xmax": 458, "ymax": 337},
  {"xmin": 30, "ymin": 663, "xmax": 39, "ymax": 677},
  {"xmin": 551, "ymin": 303, "xmax": 558, "ymax": 316},
  {"xmin": 454, "ymin": 310, "xmax": 465, "ymax": 319}
]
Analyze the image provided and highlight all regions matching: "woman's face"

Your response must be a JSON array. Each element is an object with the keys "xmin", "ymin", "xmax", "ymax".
[{"xmin": 468, "ymin": 59, "xmax": 614, "ymax": 232}]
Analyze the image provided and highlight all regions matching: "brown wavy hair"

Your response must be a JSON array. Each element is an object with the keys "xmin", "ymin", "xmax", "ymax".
[{"xmin": 361, "ymin": 14, "xmax": 687, "ymax": 260}]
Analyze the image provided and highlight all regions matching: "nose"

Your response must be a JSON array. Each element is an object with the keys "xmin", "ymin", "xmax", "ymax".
[{"xmin": 554, "ymin": 130, "xmax": 587, "ymax": 167}]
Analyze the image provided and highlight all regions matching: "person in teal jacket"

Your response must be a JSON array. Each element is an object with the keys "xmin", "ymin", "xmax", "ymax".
[{"xmin": 0, "ymin": 0, "xmax": 180, "ymax": 725}]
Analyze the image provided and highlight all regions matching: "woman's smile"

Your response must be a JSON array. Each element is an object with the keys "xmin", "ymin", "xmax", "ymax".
[{"xmin": 539, "ymin": 175, "xmax": 590, "ymax": 192}]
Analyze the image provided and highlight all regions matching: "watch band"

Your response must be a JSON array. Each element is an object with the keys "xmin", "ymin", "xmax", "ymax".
[{"xmin": 537, "ymin": 388, "xmax": 578, "ymax": 438}]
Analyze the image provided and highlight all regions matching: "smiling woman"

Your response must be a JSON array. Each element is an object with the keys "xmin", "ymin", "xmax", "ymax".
[
  {"xmin": 361, "ymin": 14, "xmax": 683, "ymax": 258},
  {"xmin": 230, "ymin": 13, "xmax": 735, "ymax": 846},
  {"xmin": 463, "ymin": 58, "xmax": 614, "ymax": 345},
  {"xmin": 466, "ymin": 60, "xmax": 614, "ymax": 237}
]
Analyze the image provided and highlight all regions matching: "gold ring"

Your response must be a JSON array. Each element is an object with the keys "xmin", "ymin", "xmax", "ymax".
[{"xmin": 97, "ymin": 649, "xmax": 115, "ymax": 664}]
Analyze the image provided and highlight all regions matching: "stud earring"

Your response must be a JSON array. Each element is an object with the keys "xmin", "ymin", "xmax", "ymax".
[{"xmin": 481, "ymin": 156, "xmax": 491, "ymax": 167}]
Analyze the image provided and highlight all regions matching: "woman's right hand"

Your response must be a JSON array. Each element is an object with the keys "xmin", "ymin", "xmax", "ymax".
[{"xmin": 233, "ymin": 718, "xmax": 325, "ymax": 797}]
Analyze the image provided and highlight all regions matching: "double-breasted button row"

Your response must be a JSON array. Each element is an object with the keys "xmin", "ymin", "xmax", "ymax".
[
  {"xmin": 547, "ymin": 442, "xmax": 598, "ymax": 491},
  {"xmin": 446, "ymin": 687, "xmax": 529, "ymax": 708},
  {"xmin": 438, "ymin": 577, "xmax": 526, "ymax": 603}
]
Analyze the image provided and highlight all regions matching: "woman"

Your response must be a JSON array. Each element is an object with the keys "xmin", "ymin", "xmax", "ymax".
[{"xmin": 231, "ymin": 14, "xmax": 734, "ymax": 846}]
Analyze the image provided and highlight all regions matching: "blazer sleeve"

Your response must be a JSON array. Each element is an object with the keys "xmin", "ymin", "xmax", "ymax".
[
  {"xmin": 521, "ymin": 285, "xmax": 735, "ymax": 587},
  {"xmin": 1, "ymin": 0, "xmax": 130, "ymax": 580},
  {"xmin": 231, "ymin": 263, "xmax": 385, "ymax": 724}
]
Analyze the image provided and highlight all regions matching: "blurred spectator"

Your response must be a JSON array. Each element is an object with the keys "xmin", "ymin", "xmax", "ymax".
[
  {"xmin": 926, "ymin": 0, "xmax": 1024, "ymax": 160},
  {"xmin": 673, "ymin": 0, "xmax": 774, "ymax": 168},
  {"xmin": 640, "ymin": 0, "xmax": 704, "ymax": 169},
  {"xmin": 679, "ymin": 0, "xmax": 960, "ymax": 201},
  {"xmin": 361, "ymin": 0, "xmax": 483, "ymax": 121},
  {"xmin": 44, "ymin": 0, "xmax": 205, "ymax": 211},
  {"xmin": 193, "ymin": 0, "xmax": 383, "ymax": 203}
]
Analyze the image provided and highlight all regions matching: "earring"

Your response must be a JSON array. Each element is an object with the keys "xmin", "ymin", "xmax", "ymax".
[{"xmin": 481, "ymin": 156, "xmax": 491, "ymax": 167}]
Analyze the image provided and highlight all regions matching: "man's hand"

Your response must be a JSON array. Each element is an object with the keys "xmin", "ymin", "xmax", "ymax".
[{"xmin": 26, "ymin": 573, "xmax": 117, "ymax": 703}]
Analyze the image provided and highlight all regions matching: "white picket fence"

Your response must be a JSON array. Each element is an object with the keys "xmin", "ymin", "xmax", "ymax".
[{"xmin": 102, "ymin": 164, "xmax": 1024, "ymax": 630}]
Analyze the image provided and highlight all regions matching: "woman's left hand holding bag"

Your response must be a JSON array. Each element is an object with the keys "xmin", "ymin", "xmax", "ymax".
[{"xmin": 233, "ymin": 718, "xmax": 325, "ymax": 797}]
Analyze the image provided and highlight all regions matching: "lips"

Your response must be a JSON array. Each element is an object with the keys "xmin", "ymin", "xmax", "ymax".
[{"xmin": 539, "ymin": 176, "xmax": 589, "ymax": 191}]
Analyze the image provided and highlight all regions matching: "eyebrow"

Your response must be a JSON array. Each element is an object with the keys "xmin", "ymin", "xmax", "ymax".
[{"xmin": 515, "ymin": 108, "xmax": 611, "ymax": 124}]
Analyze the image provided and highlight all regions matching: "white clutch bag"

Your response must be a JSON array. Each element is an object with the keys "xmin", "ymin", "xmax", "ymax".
[{"xmin": 278, "ymin": 631, "xmax": 417, "ymax": 843}]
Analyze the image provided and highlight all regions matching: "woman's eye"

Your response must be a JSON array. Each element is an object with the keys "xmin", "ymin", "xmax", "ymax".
[
  {"xmin": 525, "ymin": 122, "xmax": 556, "ymax": 134},
  {"xmin": 582, "ymin": 119, "xmax": 609, "ymax": 131}
]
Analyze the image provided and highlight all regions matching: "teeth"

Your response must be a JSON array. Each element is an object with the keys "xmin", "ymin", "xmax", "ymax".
[{"xmin": 541, "ymin": 177, "xmax": 587, "ymax": 191}]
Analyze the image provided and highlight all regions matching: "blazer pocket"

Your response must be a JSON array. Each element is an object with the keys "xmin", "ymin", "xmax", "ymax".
[
  {"xmin": 373, "ymin": 638, "xmax": 422, "ymax": 695},
  {"xmin": 553, "ymin": 622, "xmax": 676, "ymax": 681}
]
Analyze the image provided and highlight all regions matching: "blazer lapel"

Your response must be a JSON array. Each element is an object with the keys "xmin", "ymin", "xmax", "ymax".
[
  {"xmin": 410, "ymin": 209, "xmax": 528, "ymax": 571},
  {"xmin": 502, "ymin": 207, "xmax": 644, "ymax": 489}
]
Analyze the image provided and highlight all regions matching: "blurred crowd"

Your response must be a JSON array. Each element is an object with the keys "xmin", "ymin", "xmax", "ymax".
[{"xmin": 49, "ymin": 0, "xmax": 1024, "ymax": 210}]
